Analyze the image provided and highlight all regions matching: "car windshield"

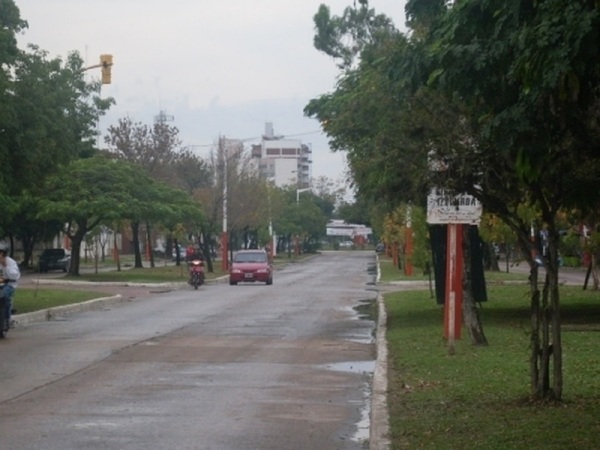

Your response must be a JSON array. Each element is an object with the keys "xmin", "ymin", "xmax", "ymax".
[
  {"xmin": 42, "ymin": 249, "xmax": 65, "ymax": 257},
  {"xmin": 234, "ymin": 252, "xmax": 267, "ymax": 263}
]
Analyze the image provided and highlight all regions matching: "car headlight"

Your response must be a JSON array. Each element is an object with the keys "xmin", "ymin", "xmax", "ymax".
[
  {"xmin": 256, "ymin": 268, "xmax": 269, "ymax": 273},
  {"xmin": 231, "ymin": 269, "xmax": 242, "ymax": 274}
]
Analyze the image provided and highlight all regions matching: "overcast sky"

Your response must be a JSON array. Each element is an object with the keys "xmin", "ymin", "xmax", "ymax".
[{"xmin": 15, "ymin": 0, "xmax": 407, "ymax": 184}]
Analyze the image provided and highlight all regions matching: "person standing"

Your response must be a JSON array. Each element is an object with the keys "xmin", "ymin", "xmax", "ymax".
[{"xmin": 0, "ymin": 246, "xmax": 20, "ymax": 327}]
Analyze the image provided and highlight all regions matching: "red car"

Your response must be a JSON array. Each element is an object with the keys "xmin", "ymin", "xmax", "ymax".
[{"xmin": 229, "ymin": 250, "xmax": 273, "ymax": 285}]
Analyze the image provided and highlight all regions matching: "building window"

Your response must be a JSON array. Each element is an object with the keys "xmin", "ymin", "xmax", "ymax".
[
  {"xmin": 266, "ymin": 148, "xmax": 281, "ymax": 156},
  {"xmin": 282, "ymin": 148, "xmax": 298, "ymax": 156}
]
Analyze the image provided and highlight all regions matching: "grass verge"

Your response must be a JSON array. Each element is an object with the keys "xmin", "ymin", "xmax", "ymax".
[
  {"xmin": 385, "ymin": 284, "xmax": 600, "ymax": 449},
  {"xmin": 72, "ymin": 264, "xmax": 222, "ymax": 282},
  {"xmin": 15, "ymin": 288, "xmax": 112, "ymax": 314},
  {"xmin": 379, "ymin": 254, "xmax": 528, "ymax": 284}
]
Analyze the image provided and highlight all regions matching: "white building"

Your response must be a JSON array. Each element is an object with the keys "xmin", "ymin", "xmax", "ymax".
[{"xmin": 251, "ymin": 122, "xmax": 312, "ymax": 188}]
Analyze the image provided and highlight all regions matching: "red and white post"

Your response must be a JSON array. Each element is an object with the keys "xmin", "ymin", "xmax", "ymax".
[{"xmin": 444, "ymin": 223, "xmax": 464, "ymax": 353}]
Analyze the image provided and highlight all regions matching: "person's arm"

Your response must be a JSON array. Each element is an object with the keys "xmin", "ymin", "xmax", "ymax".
[{"xmin": 3, "ymin": 259, "xmax": 20, "ymax": 281}]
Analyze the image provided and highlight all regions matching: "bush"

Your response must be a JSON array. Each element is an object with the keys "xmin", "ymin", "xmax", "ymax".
[{"xmin": 562, "ymin": 256, "xmax": 581, "ymax": 267}]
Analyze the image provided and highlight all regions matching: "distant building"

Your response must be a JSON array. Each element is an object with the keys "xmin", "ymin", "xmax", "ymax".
[
  {"xmin": 326, "ymin": 220, "xmax": 373, "ymax": 238},
  {"xmin": 251, "ymin": 122, "xmax": 312, "ymax": 188}
]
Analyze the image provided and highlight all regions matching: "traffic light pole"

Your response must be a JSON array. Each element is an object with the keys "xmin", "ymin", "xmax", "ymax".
[{"xmin": 82, "ymin": 54, "xmax": 113, "ymax": 84}]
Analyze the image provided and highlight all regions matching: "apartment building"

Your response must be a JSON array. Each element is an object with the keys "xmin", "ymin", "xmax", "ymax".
[{"xmin": 251, "ymin": 122, "xmax": 312, "ymax": 188}]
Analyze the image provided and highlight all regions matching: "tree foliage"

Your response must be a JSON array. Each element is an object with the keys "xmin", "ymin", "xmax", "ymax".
[
  {"xmin": 307, "ymin": 0, "xmax": 600, "ymax": 400},
  {"xmin": 0, "ymin": 2, "xmax": 114, "ymax": 258},
  {"xmin": 38, "ymin": 156, "xmax": 203, "ymax": 275}
]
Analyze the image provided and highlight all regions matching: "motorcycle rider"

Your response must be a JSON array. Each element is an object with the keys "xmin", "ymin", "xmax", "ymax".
[
  {"xmin": 187, "ymin": 245, "xmax": 204, "ymax": 285},
  {"xmin": 0, "ymin": 245, "xmax": 20, "ymax": 328}
]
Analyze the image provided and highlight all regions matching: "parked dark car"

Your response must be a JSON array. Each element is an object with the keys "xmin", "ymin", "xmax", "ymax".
[
  {"xmin": 38, "ymin": 248, "xmax": 70, "ymax": 273},
  {"xmin": 172, "ymin": 244, "xmax": 186, "ymax": 261}
]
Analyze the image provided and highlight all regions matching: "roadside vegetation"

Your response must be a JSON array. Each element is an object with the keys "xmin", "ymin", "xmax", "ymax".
[
  {"xmin": 385, "ymin": 284, "xmax": 600, "ymax": 449},
  {"xmin": 378, "ymin": 254, "xmax": 529, "ymax": 284},
  {"xmin": 307, "ymin": 0, "xmax": 600, "ymax": 401},
  {"xmin": 16, "ymin": 288, "xmax": 112, "ymax": 314}
]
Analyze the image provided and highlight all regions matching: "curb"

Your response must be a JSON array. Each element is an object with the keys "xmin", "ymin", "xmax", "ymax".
[
  {"xmin": 370, "ymin": 293, "xmax": 391, "ymax": 450},
  {"xmin": 33, "ymin": 279, "xmax": 177, "ymax": 288},
  {"xmin": 370, "ymin": 254, "xmax": 390, "ymax": 450},
  {"xmin": 32, "ymin": 276, "xmax": 231, "ymax": 288},
  {"xmin": 12, "ymin": 294, "xmax": 125, "ymax": 326},
  {"xmin": 15, "ymin": 276, "xmax": 232, "ymax": 327}
]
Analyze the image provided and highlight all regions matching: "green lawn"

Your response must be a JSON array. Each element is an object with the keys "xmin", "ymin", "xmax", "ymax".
[
  {"xmin": 385, "ymin": 284, "xmax": 600, "ymax": 449},
  {"xmin": 378, "ymin": 254, "xmax": 528, "ymax": 284},
  {"xmin": 15, "ymin": 288, "xmax": 112, "ymax": 314},
  {"xmin": 73, "ymin": 264, "xmax": 222, "ymax": 282}
]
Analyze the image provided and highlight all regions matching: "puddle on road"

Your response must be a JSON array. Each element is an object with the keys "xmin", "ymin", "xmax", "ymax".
[
  {"xmin": 353, "ymin": 299, "xmax": 377, "ymax": 322},
  {"xmin": 322, "ymin": 360, "xmax": 376, "ymax": 374},
  {"xmin": 349, "ymin": 384, "xmax": 371, "ymax": 446},
  {"xmin": 336, "ymin": 299, "xmax": 377, "ymax": 344},
  {"xmin": 320, "ymin": 360, "xmax": 375, "ymax": 446},
  {"xmin": 366, "ymin": 262, "xmax": 377, "ymax": 286}
]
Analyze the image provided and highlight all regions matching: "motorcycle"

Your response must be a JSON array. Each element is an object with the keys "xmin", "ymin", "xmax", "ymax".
[
  {"xmin": 188, "ymin": 259, "xmax": 205, "ymax": 290},
  {"xmin": 0, "ymin": 295, "xmax": 7, "ymax": 338},
  {"xmin": 0, "ymin": 281, "xmax": 15, "ymax": 339}
]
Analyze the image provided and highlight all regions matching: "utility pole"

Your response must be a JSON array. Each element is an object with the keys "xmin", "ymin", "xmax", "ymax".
[
  {"xmin": 154, "ymin": 110, "xmax": 174, "ymax": 124},
  {"xmin": 221, "ymin": 136, "xmax": 229, "ymax": 271}
]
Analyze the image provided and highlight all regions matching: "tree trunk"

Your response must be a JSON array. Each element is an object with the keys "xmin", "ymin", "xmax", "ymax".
[
  {"xmin": 526, "ymin": 222, "xmax": 563, "ymax": 401},
  {"xmin": 131, "ymin": 221, "xmax": 143, "ymax": 269},
  {"xmin": 462, "ymin": 225, "xmax": 488, "ymax": 345},
  {"xmin": 68, "ymin": 225, "xmax": 87, "ymax": 276},
  {"xmin": 530, "ymin": 275, "xmax": 541, "ymax": 393},
  {"xmin": 591, "ymin": 254, "xmax": 599, "ymax": 290},
  {"xmin": 165, "ymin": 235, "xmax": 173, "ymax": 264},
  {"xmin": 114, "ymin": 231, "xmax": 121, "ymax": 272},
  {"xmin": 488, "ymin": 242, "xmax": 500, "ymax": 271},
  {"xmin": 146, "ymin": 221, "xmax": 155, "ymax": 269},
  {"xmin": 538, "ymin": 273, "xmax": 551, "ymax": 397},
  {"xmin": 583, "ymin": 261, "xmax": 592, "ymax": 290},
  {"xmin": 21, "ymin": 234, "xmax": 34, "ymax": 269},
  {"xmin": 201, "ymin": 230, "xmax": 214, "ymax": 273},
  {"xmin": 547, "ymin": 232, "xmax": 563, "ymax": 400}
]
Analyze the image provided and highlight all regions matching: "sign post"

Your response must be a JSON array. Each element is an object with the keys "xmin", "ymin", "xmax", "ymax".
[
  {"xmin": 444, "ymin": 223, "xmax": 464, "ymax": 353},
  {"xmin": 427, "ymin": 188, "xmax": 481, "ymax": 353}
]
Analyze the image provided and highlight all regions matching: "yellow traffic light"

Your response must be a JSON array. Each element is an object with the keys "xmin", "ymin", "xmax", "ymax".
[{"xmin": 100, "ymin": 54, "xmax": 113, "ymax": 84}]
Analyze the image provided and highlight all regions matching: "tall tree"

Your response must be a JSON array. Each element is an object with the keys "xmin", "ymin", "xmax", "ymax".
[
  {"xmin": 309, "ymin": 0, "xmax": 600, "ymax": 400},
  {"xmin": 39, "ymin": 156, "xmax": 202, "ymax": 275},
  {"xmin": 420, "ymin": 0, "xmax": 600, "ymax": 400},
  {"xmin": 0, "ymin": 1, "xmax": 27, "ymax": 191},
  {"xmin": 104, "ymin": 117, "xmax": 181, "ymax": 267},
  {"xmin": 0, "ymin": 8, "xmax": 113, "ymax": 255},
  {"xmin": 38, "ymin": 157, "xmax": 153, "ymax": 275}
]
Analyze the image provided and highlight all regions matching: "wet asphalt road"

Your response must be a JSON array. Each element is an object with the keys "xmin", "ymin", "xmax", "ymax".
[
  {"xmin": 0, "ymin": 251, "xmax": 377, "ymax": 450},
  {"xmin": 506, "ymin": 260, "xmax": 588, "ymax": 286}
]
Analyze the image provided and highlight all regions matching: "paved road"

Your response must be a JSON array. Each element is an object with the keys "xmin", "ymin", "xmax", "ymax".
[
  {"xmin": 0, "ymin": 252, "xmax": 377, "ymax": 450},
  {"xmin": 506, "ymin": 260, "xmax": 589, "ymax": 286}
]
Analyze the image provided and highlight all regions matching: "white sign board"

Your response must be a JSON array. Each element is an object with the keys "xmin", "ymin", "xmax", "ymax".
[
  {"xmin": 326, "ymin": 227, "xmax": 372, "ymax": 237},
  {"xmin": 427, "ymin": 188, "xmax": 482, "ymax": 224}
]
